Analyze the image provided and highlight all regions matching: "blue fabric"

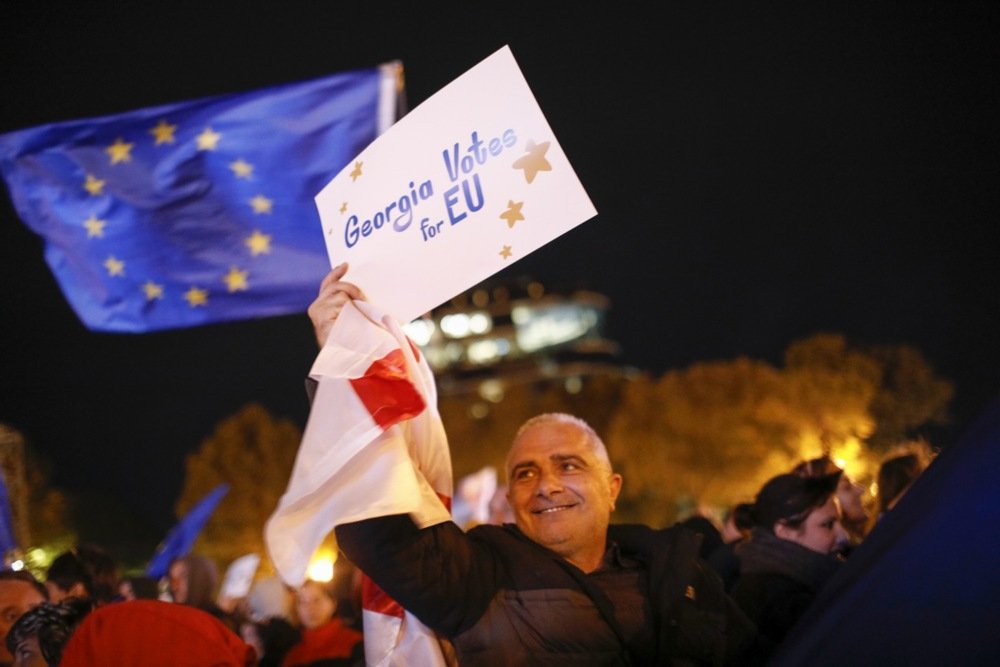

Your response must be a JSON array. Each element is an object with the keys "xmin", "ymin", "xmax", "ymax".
[
  {"xmin": 773, "ymin": 394, "xmax": 1000, "ymax": 666},
  {"xmin": 146, "ymin": 483, "xmax": 229, "ymax": 580},
  {"xmin": 0, "ymin": 471, "xmax": 16, "ymax": 554},
  {"xmin": 0, "ymin": 66, "xmax": 398, "ymax": 332}
]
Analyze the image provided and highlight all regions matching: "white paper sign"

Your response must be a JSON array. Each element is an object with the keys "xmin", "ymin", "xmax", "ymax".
[{"xmin": 315, "ymin": 45, "xmax": 597, "ymax": 324}]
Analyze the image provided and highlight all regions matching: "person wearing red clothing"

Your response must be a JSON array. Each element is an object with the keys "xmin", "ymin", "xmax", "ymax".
[{"xmin": 282, "ymin": 579, "xmax": 362, "ymax": 667}]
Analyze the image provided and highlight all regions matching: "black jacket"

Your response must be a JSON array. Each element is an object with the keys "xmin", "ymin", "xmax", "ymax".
[{"xmin": 336, "ymin": 516, "xmax": 758, "ymax": 666}]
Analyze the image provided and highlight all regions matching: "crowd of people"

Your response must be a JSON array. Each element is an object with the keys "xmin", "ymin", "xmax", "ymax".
[
  {"xmin": 0, "ymin": 267, "xmax": 937, "ymax": 665},
  {"xmin": 0, "ymin": 544, "xmax": 365, "ymax": 666}
]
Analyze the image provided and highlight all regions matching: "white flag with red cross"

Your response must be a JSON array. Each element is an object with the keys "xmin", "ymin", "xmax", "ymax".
[{"xmin": 265, "ymin": 299, "xmax": 455, "ymax": 667}]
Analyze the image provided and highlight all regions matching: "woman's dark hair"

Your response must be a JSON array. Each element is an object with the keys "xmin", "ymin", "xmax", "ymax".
[
  {"xmin": 5, "ymin": 597, "xmax": 94, "ymax": 665},
  {"xmin": 792, "ymin": 455, "xmax": 843, "ymax": 478},
  {"xmin": 750, "ymin": 471, "xmax": 842, "ymax": 531}
]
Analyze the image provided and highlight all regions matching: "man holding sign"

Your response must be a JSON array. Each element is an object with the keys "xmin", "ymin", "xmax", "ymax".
[
  {"xmin": 304, "ymin": 265, "xmax": 758, "ymax": 665},
  {"xmin": 267, "ymin": 47, "xmax": 759, "ymax": 665}
]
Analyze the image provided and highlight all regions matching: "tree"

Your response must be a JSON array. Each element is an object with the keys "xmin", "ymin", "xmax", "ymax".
[
  {"xmin": 865, "ymin": 343, "xmax": 953, "ymax": 451},
  {"xmin": 175, "ymin": 403, "xmax": 302, "ymax": 573},
  {"xmin": 604, "ymin": 334, "xmax": 953, "ymax": 527}
]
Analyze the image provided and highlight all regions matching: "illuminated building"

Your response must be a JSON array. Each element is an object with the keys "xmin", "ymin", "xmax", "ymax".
[{"xmin": 403, "ymin": 276, "xmax": 637, "ymax": 401}]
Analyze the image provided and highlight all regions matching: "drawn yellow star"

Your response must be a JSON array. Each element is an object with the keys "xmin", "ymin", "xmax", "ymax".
[
  {"xmin": 250, "ymin": 195, "xmax": 273, "ymax": 214},
  {"xmin": 499, "ymin": 245, "xmax": 513, "ymax": 260},
  {"xmin": 83, "ymin": 214, "xmax": 107, "ymax": 238},
  {"xmin": 106, "ymin": 138, "xmax": 134, "ymax": 165},
  {"xmin": 229, "ymin": 159, "xmax": 254, "ymax": 179},
  {"xmin": 512, "ymin": 139, "xmax": 552, "ymax": 184},
  {"xmin": 223, "ymin": 266, "xmax": 249, "ymax": 293},
  {"xmin": 196, "ymin": 127, "xmax": 222, "ymax": 151},
  {"xmin": 84, "ymin": 173, "xmax": 105, "ymax": 196},
  {"xmin": 184, "ymin": 286, "xmax": 208, "ymax": 307},
  {"xmin": 142, "ymin": 281, "xmax": 164, "ymax": 300},
  {"xmin": 104, "ymin": 256, "xmax": 125, "ymax": 277},
  {"xmin": 150, "ymin": 120, "xmax": 177, "ymax": 145},
  {"xmin": 340, "ymin": 201, "xmax": 348, "ymax": 214},
  {"xmin": 500, "ymin": 200, "xmax": 525, "ymax": 228},
  {"xmin": 349, "ymin": 161, "xmax": 363, "ymax": 181},
  {"xmin": 245, "ymin": 230, "xmax": 272, "ymax": 256}
]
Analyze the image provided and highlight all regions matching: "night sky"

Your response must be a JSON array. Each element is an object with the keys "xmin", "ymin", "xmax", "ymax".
[{"xmin": 2, "ymin": 2, "xmax": 997, "ymax": 536}]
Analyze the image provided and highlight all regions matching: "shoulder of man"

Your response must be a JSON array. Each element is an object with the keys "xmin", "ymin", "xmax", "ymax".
[{"xmin": 610, "ymin": 523, "xmax": 761, "ymax": 666}]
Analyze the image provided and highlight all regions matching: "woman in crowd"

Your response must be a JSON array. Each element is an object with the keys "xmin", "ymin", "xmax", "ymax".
[
  {"xmin": 730, "ymin": 471, "xmax": 848, "ymax": 655},
  {"xmin": 282, "ymin": 579, "xmax": 363, "ymax": 667},
  {"xmin": 794, "ymin": 455, "xmax": 870, "ymax": 552}
]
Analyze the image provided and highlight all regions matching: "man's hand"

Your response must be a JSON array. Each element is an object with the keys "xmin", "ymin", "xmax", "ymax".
[{"xmin": 308, "ymin": 263, "xmax": 364, "ymax": 347}]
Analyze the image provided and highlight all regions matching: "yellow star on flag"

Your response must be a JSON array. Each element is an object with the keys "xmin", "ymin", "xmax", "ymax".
[
  {"xmin": 84, "ymin": 173, "xmax": 105, "ymax": 196},
  {"xmin": 150, "ymin": 120, "xmax": 177, "ymax": 145},
  {"xmin": 184, "ymin": 286, "xmax": 208, "ymax": 307},
  {"xmin": 104, "ymin": 256, "xmax": 125, "ymax": 277},
  {"xmin": 106, "ymin": 138, "xmax": 134, "ymax": 165},
  {"xmin": 196, "ymin": 127, "xmax": 222, "ymax": 151},
  {"xmin": 500, "ymin": 200, "xmax": 525, "ymax": 228},
  {"xmin": 250, "ymin": 195, "xmax": 273, "ymax": 214},
  {"xmin": 499, "ymin": 245, "xmax": 513, "ymax": 260},
  {"xmin": 223, "ymin": 266, "xmax": 249, "ymax": 293},
  {"xmin": 229, "ymin": 159, "xmax": 254, "ymax": 179},
  {"xmin": 350, "ymin": 161, "xmax": 363, "ymax": 181},
  {"xmin": 245, "ymin": 230, "xmax": 272, "ymax": 256},
  {"xmin": 142, "ymin": 281, "xmax": 164, "ymax": 300},
  {"xmin": 340, "ymin": 202, "xmax": 348, "ymax": 214},
  {"xmin": 512, "ymin": 139, "xmax": 552, "ymax": 184},
  {"xmin": 83, "ymin": 214, "xmax": 107, "ymax": 238}
]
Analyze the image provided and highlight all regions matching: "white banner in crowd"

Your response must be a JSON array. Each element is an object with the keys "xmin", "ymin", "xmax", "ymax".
[{"xmin": 315, "ymin": 44, "xmax": 597, "ymax": 324}]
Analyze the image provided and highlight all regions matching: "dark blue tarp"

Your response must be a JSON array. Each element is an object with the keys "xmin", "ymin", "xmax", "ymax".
[{"xmin": 773, "ymin": 394, "xmax": 1000, "ymax": 666}]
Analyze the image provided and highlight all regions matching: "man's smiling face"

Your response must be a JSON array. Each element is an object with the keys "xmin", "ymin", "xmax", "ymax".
[{"xmin": 506, "ymin": 417, "xmax": 622, "ymax": 572}]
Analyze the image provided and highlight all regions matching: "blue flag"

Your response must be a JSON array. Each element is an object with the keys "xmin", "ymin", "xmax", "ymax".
[
  {"xmin": 146, "ymin": 483, "xmax": 229, "ymax": 580},
  {"xmin": 0, "ymin": 63, "xmax": 402, "ymax": 332},
  {"xmin": 0, "ymin": 471, "xmax": 17, "ymax": 555}
]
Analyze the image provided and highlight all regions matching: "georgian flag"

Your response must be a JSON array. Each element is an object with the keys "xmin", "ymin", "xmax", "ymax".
[{"xmin": 265, "ymin": 300, "xmax": 455, "ymax": 667}]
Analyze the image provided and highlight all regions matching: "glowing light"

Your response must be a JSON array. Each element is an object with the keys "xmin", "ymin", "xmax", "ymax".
[
  {"xmin": 440, "ymin": 313, "xmax": 471, "ymax": 338},
  {"xmin": 468, "ymin": 312, "xmax": 492, "ymax": 334},
  {"xmin": 10, "ymin": 559, "xmax": 24, "ymax": 571},
  {"xmin": 306, "ymin": 555, "xmax": 334, "ymax": 582},
  {"xmin": 478, "ymin": 379, "xmax": 505, "ymax": 403},
  {"xmin": 403, "ymin": 318, "xmax": 436, "ymax": 346}
]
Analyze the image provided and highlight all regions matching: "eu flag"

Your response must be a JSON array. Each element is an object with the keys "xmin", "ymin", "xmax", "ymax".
[
  {"xmin": 146, "ymin": 483, "xmax": 229, "ymax": 580},
  {"xmin": 0, "ymin": 63, "xmax": 403, "ymax": 332}
]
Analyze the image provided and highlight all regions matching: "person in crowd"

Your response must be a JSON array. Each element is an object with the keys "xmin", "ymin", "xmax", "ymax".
[
  {"xmin": 44, "ymin": 544, "xmax": 120, "ymax": 606},
  {"xmin": 58, "ymin": 599, "xmax": 255, "ymax": 666},
  {"xmin": 706, "ymin": 502, "xmax": 754, "ymax": 592},
  {"xmin": 118, "ymin": 574, "xmax": 160, "ymax": 601},
  {"xmin": 729, "ymin": 471, "xmax": 847, "ymax": 657},
  {"xmin": 679, "ymin": 514, "xmax": 725, "ymax": 560},
  {"xmin": 310, "ymin": 265, "xmax": 759, "ymax": 665},
  {"xmin": 0, "ymin": 571, "xmax": 47, "ymax": 667},
  {"xmin": 875, "ymin": 439, "xmax": 934, "ymax": 521},
  {"xmin": 793, "ymin": 455, "xmax": 869, "ymax": 552},
  {"xmin": 5, "ymin": 597, "xmax": 93, "ymax": 667},
  {"xmin": 281, "ymin": 578, "xmax": 363, "ymax": 667},
  {"xmin": 241, "ymin": 616, "xmax": 300, "ymax": 667},
  {"xmin": 168, "ymin": 554, "xmax": 236, "ymax": 632}
]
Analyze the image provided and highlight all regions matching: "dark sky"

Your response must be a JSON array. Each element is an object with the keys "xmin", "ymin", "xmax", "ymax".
[{"xmin": 2, "ymin": 2, "xmax": 997, "ymax": 535}]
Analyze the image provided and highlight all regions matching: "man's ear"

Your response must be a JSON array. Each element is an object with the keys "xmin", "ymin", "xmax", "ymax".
[{"xmin": 608, "ymin": 473, "xmax": 623, "ymax": 511}]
